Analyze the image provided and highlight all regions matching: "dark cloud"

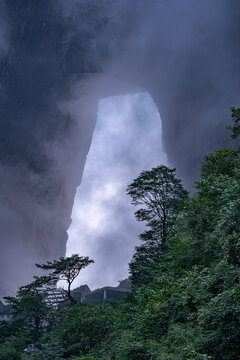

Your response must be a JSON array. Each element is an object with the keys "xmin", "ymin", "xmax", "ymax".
[
  {"xmin": 0, "ymin": 2, "xmax": 9, "ymax": 59},
  {"xmin": 101, "ymin": 0, "xmax": 240, "ymax": 185},
  {"xmin": 0, "ymin": 0, "xmax": 239, "ymax": 296}
]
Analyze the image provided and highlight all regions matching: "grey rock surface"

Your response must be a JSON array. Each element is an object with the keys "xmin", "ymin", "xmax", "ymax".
[{"xmin": 0, "ymin": 0, "xmax": 239, "ymax": 297}]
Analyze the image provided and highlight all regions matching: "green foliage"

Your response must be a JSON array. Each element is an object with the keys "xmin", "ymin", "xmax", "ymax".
[
  {"xmin": 0, "ymin": 329, "xmax": 31, "ymax": 360},
  {"xmin": 35, "ymin": 254, "xmax": 94, "ymax": 301},
  {"xmin": 21, "ymin": 254, "xmax": 94, "ymax": 303},
  {"xmin": 227, "ymin": 107, "xmax": 240, "ymax": 140},
  {"xmin": 182, "ymin": 348, "xmax": 212, "ymax": 360},
  {"xmin": 48, "ymin": 303, "xmax": 117, "ymax": 358},
  {"xmin": 113, "ymin": 330, "xmax": 160, "ymax": 360},
  {"xmin": 196, "ymin": 266, "xmax": 240, "ymax": 359},
  {"xmin": 127, "ymin": 165, "xmax": 188, "ymax": 244},
  {"xmin": 2, "ymin": 108, "xmax": 240, "ymax": 360},
  {"xmin": 21, "ymin": 340, "xmax": 64, "ymax": 360},
  {"xmin": 127, "ymin": 165, "xmax": 188, "ymax": 286},
  {"xmin": 201, "ymin": 147, "xmax": 239, "ymax": 178},
  {"xmin": 4, "ymin": 290, "xmax": 49, "ymax": 334}
]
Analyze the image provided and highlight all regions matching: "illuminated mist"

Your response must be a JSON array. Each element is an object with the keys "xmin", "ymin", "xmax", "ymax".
[{"xmin": 66, "ymin": 92, "xmax": 168, "ymax": 289}]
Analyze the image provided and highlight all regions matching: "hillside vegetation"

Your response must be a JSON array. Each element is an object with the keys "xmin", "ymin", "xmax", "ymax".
[{"xmin": 1, "ymin": 108, "xmax": 240, "ymax": 360}]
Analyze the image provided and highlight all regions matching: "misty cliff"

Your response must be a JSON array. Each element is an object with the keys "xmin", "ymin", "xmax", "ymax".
[{"xmin": 0, "ymin": 0, "xmax": 239, "ymax": 297}]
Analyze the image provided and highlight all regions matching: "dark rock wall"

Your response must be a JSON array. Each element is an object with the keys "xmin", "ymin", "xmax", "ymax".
[{"xmin": 0, "ymin": 0, "xmax": 239, "ymax": 297}]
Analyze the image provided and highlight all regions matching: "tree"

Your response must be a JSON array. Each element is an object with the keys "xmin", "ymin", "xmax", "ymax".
[
  {"xmin": 127, "ymin": 165, "xmax": 188, "ymax": 285},
  {"xmin": 0, "ymin": 328, "xmax": 32, "ymax": 360},
  {"xmin": 21, "ymin": 340, "xmax": 64, "ymax": 360},
  {"xmin": 47, "ymin": 303, "xmax": 116, "ymax": 359},
  {"xmin": 22, "ymin": 254, "xmax": 94, "ymax": 304},
  {"xmin": 227, "ymin": 107, "xmax": 240, "ymax": 140},
  {"xmin": 4, "ymin": 289, "xmax": 49, "ymax": 334}
]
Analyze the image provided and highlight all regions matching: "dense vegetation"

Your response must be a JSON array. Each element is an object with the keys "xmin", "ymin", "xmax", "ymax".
[{"xmin": 1, "ymin": 108, "xmax": 240, "ymax": 360}]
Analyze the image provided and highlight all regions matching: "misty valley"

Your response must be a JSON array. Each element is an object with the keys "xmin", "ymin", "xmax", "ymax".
[
  {"xmin": 1, "ymin": 110, "xmax": 240, "ymax": 359},
  {"xmin": 0, "ymin": 1, "xmax": 240, "ymax": 359}
]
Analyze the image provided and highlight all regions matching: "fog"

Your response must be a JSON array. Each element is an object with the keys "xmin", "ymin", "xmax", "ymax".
[
  {"xmin": 66, "ymin": 92, "xmax": 167, "ymax": 289},
  {"xmin": 0, "ymin": 1, "xmax": 239, "ymax": 297}
]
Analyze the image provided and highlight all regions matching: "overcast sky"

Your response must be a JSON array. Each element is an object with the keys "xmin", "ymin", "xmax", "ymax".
[{"xmin": 66, "ymin": 91, "xmax": 168, "ymax": 290}]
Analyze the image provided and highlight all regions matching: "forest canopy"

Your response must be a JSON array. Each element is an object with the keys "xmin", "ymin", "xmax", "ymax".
[{"xmin": 0, "ymin": 108, "xmax": 240, "ymax": 360}]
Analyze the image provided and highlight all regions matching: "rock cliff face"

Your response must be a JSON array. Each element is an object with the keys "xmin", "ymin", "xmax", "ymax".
[{"xmin": 0, "ymin": 0, "xmax": 239, "ymax": 297}]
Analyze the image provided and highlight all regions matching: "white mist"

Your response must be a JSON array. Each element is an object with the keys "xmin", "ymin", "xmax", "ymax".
[{"xmin": 66, "ymin": 92, "xmax": 168, "ymax": 290}]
